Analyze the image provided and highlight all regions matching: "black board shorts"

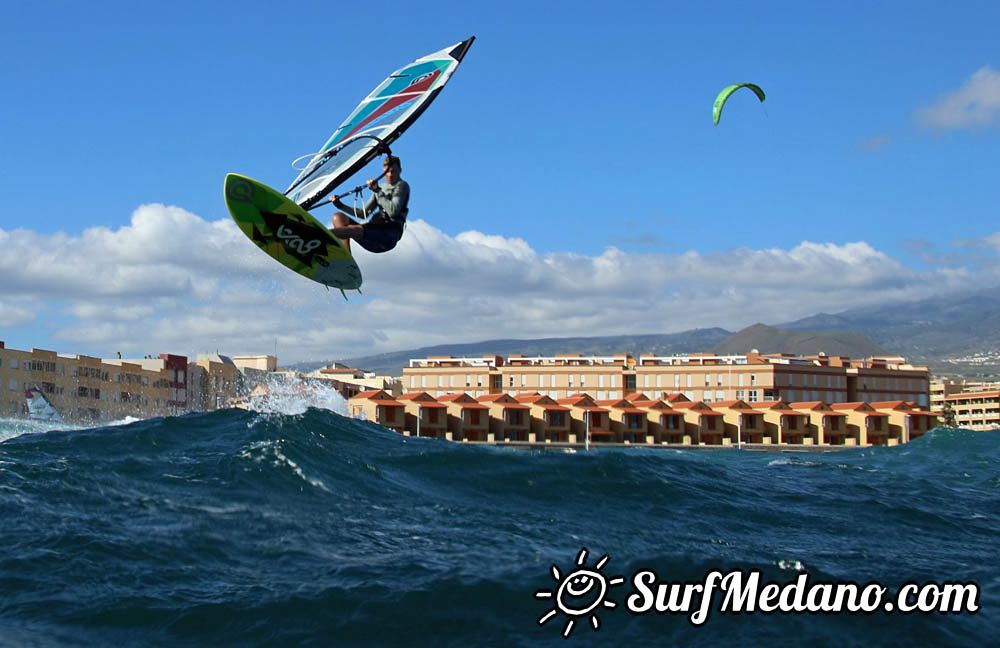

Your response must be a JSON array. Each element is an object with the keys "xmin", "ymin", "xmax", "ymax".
[{"xmin": 358, "ymin": 221, "xmax": 404, "ymax": 253}]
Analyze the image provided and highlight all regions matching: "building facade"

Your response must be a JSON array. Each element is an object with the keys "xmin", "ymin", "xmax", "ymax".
[
  {"xmin": 348, "ymin": 389, "xmax": 935, "ymax": 448},
  {"xmin": 0, "ymin": 342, "xmax": 188, "ymax": 422},
  {"xmin": 941, "ymin": 390, "xmax": 1000, "ymax": 431},
  {"xmin": 403, "ymin": 352, "xmax": 931, "ymax": 407}
]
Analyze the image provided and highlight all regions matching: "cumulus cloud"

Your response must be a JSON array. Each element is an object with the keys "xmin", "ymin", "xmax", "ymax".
[
  {"xmin": 0, "ymin": 298, "xmax": 38, "ymax": 327},
  {"xmin": 0, "ymin": 205, "xmax": 994, "ymax": 364},
  {"xmin": 916, "ymin": 65, "xmax": 1000, "ymax": 130}
]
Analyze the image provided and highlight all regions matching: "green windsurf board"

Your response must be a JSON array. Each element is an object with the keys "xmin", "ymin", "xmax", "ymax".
[{"xmin": 224, "ymin": 173, "xmax": 362, "ymax": 290}]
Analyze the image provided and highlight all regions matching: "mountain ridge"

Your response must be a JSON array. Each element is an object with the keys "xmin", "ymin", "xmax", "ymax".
[{"xmin": 287, "ymin": 285, "xmax": 1000, "ymax": 377}]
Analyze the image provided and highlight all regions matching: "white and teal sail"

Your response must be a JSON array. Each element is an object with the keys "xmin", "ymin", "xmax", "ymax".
[
  {"xmin": 286, "ymin": 37, "xmax": 475, "ymax": 210},
  {"xmin": 25, "ymin": 387, "xmax": 63, "ymax": 423}
]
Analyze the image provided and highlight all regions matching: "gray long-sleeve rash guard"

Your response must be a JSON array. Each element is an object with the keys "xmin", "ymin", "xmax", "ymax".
[{"xmin": 337, "ymin": 179, "xmax": 410, "ymax": 227}]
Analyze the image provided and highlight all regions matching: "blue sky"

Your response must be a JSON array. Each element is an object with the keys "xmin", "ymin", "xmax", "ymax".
[{"xmin": 1, "ymin": 1, "xmax": 998, "ymax": 363}]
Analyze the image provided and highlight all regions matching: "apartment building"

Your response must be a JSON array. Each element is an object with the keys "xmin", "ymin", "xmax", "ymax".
[
  {"xmin": 942, "ymin": 391, "xmax": 1000, "ymax": 431},
  {"xmin": 930, "ymin": 378, "xmax": 1000, "ymax": 425},
  {"xmin": 187, "ymin": 353, "xmax": 244, "ymax": 411},
  {"xmin": 403, "ymin": 352, "xmax": 930, "ymax": 406},
  {"xmin": 347, "ymin": 390, "xmax": 937, "ymax": 448},
  {"xmin": 302, "ymin": 363, "xmax": 403, "ymax": 400},
  {"xmin": 0, "ymin": 341, "xmax": 188, "ymax": 422}
]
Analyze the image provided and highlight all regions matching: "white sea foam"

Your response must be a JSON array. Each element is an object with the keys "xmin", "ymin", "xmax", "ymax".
[
  {"xmin": 238, "ymin": 375, "xmax": 349, "ymax": 418},
  {"xmin": 0, "ymin": 417, "xmax": 83, "ymax": 443},
  {"xmin": 777, "ymin": 559, "xmax": 807, "ymax": 572}
]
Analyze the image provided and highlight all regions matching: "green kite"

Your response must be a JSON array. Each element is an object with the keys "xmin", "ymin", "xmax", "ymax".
[{"xmin": 713, "ymin": 83, "xmax": 766, "ymax": 125}]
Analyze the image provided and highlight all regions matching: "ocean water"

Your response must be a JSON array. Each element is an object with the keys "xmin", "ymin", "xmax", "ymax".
[{"xmin": 0, "ymin": 386, "xmax": 996, "ymax": 646}]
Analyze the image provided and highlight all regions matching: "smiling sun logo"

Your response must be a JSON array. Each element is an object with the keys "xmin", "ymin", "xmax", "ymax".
[{"xmin": 535, "ymin": 548, "xmax": 625, "ymax": 638}]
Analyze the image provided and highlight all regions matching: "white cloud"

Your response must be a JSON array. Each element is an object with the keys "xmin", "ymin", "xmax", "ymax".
[
  {"xmin": 0, "ymin": 206, "xmax": 995, "ymax": 364},
  {"xmin": 916, "ymin": 66, "xmax": 1000, "ymax": 130},
  {"xmin": 0, "ymin": 298, "xmax": 38, "ymax": 327}
]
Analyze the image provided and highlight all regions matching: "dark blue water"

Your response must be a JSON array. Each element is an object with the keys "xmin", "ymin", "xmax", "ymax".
[{"xmin": 0, "ymin": 409, "xmax": 996, "ymax": 646}]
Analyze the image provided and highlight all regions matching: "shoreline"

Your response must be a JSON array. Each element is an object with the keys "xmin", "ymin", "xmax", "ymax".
[{"xmin": 409, "ymin": 437, "xmax": 865, "ymax": 453}]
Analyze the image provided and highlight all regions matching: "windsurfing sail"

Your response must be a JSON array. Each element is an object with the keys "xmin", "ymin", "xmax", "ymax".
[
  {"xmin": 25, "ymin": 386, "xmax": 64, "ymax": 423},
  {"xmin": 286, "ymin": 37, "xmax": 475, "ymax": 210}
]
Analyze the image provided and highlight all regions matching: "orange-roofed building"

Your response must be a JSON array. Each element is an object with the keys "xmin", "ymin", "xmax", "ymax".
[
  {"xmin": 477, "ymin": 393, "xmax": 531, "ymax": 441},
  {"xmin": 669, "ymin": 401, "xmax": 725, "ymax": 445},
  {"xmin": 557, "ymin": 394, "xmax": 612, "ymax": 444},
  {"xmin": 597, "ymin": 398, "xmax": 649, "ymax": 443},
  {"xmin": 830, "ymin": 402, "xmax": 891, "ymax": 446},
  {"xmin": 748, "ymin": 401, "xmax": 809, "ymax": 445},
  {"xmin": 788, "ymin": 401, "xmax": 848, "ymax": 445},
  {"xmin": 347, "ymin": 390, "xmax": 406, "ymax": 434},
  {"xmin": 396, "ymin": 392, "xmax": 448, "ymax": 438},
  {"xmin": 869, "ymin": 401, "xmax": 937, "ymax": 443},
  {"xmin": 515, "ymin": 393, "xmax": 572, "ymax": 443},
  {"xmin": 711, "ymin": 400, "xmax": 766, "ymax": 446},
  {"xmin": 436, "ymin": 392, "xmax": 490, "ymax": 441},
  {"xmin": 630, "ymin": 398, "xmax": 685, "ymax": 444}
]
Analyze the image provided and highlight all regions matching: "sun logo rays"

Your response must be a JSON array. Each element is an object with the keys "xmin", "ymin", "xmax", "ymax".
[{"xmin": 535, "ymin": 548, "xmax": 625, "ymax": 638}]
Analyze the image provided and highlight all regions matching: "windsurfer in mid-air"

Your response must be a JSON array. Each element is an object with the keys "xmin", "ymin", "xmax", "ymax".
[{"xmin": 328, "ymin": 154, "xmax": 409, "ymax": 253}]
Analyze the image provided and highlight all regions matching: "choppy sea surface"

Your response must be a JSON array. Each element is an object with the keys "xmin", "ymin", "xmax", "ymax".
[{"xmin": 1, "ymin": 383, "xmax": 996, "ymax": 646}]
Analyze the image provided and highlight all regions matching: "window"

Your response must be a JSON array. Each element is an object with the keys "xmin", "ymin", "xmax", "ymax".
[
  {"xmin": 643, "ymin": 375, "xmax": 650, "ymax": 388},
  {"xmin": 674, "ymin": 375, "xmax": 681, "ymax": 388},
  {"xmin": 11, "ymin": 359, "xmax": 18, "ymax": 369},
  {"xmin": 686, "ymin": 375, "xmax": 692, "ymax": 388},
  {"xmin": 750, "ymin": 374, "xmax": 757, "ymax": 386},
  {"xmin": 748, "ymin": 390, "xmax": 759, "ymax": 402},
  {"xmin": 738, "ymin": 374, "xmax": 744, "ymax": 387},
  {"xmin": 580, "ymin": 375, "xmax": 586, "ymax": 387},
  {"xmin": 508, "ymin": 375, "xmax": 515, "ymax": 387},
  {"xmin": 8, "ymin": 379, "xmax": 17, "ymax": 390},
  {"xmin": 421, "ymin": 376, "xmax": 427, "ymax": 388},
  {"xmin": 465, "ymin": 374, "xmax": 472, "ymax": 387},
  {"xmin": 552, "ymin": 374, "xmax": 558, "ymax": 388},
  {"xmin": 704, "ymin": 374, "xmax": 711, "ymax": 387},
  {"xmin": 716, "ymin": 390, "xmax": 725, "ymax": 401},
  {"xmin": 598, "ymin": 375, "xmax": 605, "ymax": 388}
]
